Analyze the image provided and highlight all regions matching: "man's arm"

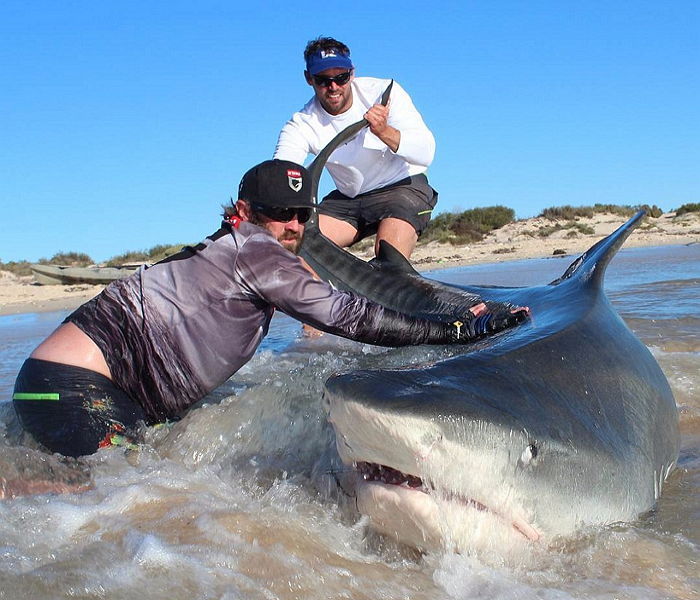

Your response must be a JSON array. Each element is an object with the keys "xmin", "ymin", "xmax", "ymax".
[
  {"xmin": 237, "ymin": 235, "xmax": 528, "ymax": 346},
  {"xmin": 273, "ymin": 115, "xmax": 314, "ymax": 164},
  {"xmin": 367, "ymin": 80, "xmax": 435, "ymax": 166}
]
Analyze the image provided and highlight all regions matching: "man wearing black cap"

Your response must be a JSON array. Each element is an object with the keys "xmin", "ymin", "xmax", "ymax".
[
  {"xmin": 274, "ymin": 36, "xmax": 437, "ymax": 260},
  {"xmin": 12, "ymin": 159, "xmax": 528, "ymax": 459}
]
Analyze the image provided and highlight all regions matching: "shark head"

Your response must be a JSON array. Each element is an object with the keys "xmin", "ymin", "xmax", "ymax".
[
  {"xmin": 317, "ymin": 218, "xmax": 678, "ymax": 552},
  {"xmin": 324, "ymin": 318, "xmax": 677, "ymax": 553}
]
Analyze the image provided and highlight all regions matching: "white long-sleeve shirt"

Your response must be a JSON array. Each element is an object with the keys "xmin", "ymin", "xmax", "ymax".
[{"xmin": 274, "ymin": 77, "xmax": 435, "ymax": 198}]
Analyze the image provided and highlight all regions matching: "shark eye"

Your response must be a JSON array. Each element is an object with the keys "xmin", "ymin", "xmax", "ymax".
[{"xmin": 520, "ymin": 444, "xmax": 539, "ymax": 466}]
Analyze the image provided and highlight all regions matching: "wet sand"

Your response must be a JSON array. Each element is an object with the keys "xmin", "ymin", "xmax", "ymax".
[{"xmin": 1, "ymin": 211, "xmax": 698, "ymax": 316}]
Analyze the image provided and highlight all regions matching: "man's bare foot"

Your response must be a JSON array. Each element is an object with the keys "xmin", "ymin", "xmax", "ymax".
[
  {"xmin": 0, "ymin": 446, "xmax": 93, "ymax": 500},
  {"xmin": 302, "ymin": 323, "xmax": 324, "ymax": 338},
  {"xmin": 1, "ymin": 477, "xmax": 93, "ymax": 499}
]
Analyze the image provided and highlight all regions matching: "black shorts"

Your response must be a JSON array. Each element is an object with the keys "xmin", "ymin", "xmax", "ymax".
[
  {"xmin": 319, "ymin": 174, "xmax": 438, "ymax": 240},
  {"xmin": 12, "ymin": 358, "xmax": 147, "ymax": 458}
]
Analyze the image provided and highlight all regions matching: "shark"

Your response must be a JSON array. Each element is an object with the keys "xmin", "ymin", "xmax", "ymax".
[{"xmin": 299, "ymin": 85, "xmax": 680, "ymax": 550}]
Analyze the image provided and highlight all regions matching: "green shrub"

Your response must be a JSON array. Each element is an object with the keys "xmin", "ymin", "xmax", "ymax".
[
  {"xmin": 540, "ymin": 206, "xmax": 594, "ymax": 220},
  {"xmin": 1, "ymin": 252, "xmax": 93, "ymax": 276},
  {"xmin": 538, "ymin": 224, "xmax": 564, "ymax": 237},
  {"xmin": 537, "ymin": 221, "xmax": 595, "ymax": 238},
  {"xmin": 105, "ymin": 243, "xmax": 192, "ymax": 266},
  {"xmin": 637, "ymin": 204, "xmax": 663, "ymax": 218},
  {"xmin": 421, "ymin": 206, "xmax": 515, "ymax": 245},
  {"xmin": 573, "ymin": 222, "xmax": 595, "ymax": 235},
  {"xmin": 593, "ymin": 204, "xmax": 637, "ymax": 217},
  {"xmin": 675, "ymin": 203, "xmax": 700, "ymax": 216},
  {"xmin": 105, "ymin": 250, "xmax": 150, "ymax": 266},
  {"xmin": 540, "ymin": 204, "xmax": 662, "ymax": 220},
  {"xmin": 38, "ymin": 252, "xmax": 94, "ymax": 266},
  {"xmin": 0, "ymin": 260, "xmax": 33, "ymax": 277}
]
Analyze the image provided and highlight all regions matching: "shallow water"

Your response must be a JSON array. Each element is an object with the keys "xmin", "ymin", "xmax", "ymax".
[{"xmin": 0, "ymin": 244, "xmax": 698, "ymax": 599}]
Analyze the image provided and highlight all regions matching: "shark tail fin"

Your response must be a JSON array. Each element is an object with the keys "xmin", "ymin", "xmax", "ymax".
[{"xmin": 550, "ymin": 210, "xmax": 646, "ymax": 287}]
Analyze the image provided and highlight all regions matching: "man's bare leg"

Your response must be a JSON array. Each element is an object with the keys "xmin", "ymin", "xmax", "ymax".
[
  {"xmin": 319, "ymin": 214, "xmax": 418, "ymax": 259},
  {"xmin": 375, "ymin": 218, "xmax": 418, "ymax": 259},
  {"xmin": 318, "ymin": 214, "xmax": 358, "ymax": 247}
]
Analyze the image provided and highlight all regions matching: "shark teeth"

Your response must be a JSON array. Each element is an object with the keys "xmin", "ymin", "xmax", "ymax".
[{"xmin": 355, "ymin": 461, "xmax": 426, "ymax": 490}]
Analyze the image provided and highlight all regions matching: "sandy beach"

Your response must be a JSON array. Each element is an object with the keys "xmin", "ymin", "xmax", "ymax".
[{"xmin": 1, "ymin": 211, "xmax": 698, "ymax": 317}]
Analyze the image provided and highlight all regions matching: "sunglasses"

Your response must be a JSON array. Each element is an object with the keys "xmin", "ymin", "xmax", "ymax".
[
  {"xmin": 311, "ymin": 70, "xmax": 353, "ymax": 88},
  {"xmin": 253, "ymin": 204, "xmax": 313, "ymax": 224}
]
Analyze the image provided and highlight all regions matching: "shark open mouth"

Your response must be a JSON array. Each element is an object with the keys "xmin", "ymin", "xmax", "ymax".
[
  {"xmin": 357, "ymin": 461, "xmax": 425, "ymax": 490},
  {"xmin": 354, "ymin": 460, "xmax": 539, "ymax": 542}
]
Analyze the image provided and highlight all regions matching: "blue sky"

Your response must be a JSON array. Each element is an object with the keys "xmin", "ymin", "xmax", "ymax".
[{"xmin": 1, "ymin": 1, "xmax": 697, "ymax": 263}]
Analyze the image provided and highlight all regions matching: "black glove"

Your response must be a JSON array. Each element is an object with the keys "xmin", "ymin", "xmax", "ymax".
[{"xmin": 357, "ymin": 304, "xmax": 530, "ymax": 347}]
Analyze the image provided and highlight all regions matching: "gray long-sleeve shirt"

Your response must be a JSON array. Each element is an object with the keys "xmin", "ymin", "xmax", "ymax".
[{"xmin": 68, "ymin": 220, "xmax": 444, "ymax": 423}]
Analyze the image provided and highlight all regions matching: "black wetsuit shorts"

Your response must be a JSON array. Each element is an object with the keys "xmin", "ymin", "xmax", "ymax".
[
  {"xmin": 12, "ymin": 358, "xmax": 147, "ymax": 458},
  {"xmin": 319, "ymin": 174, "xmax": 438, "ymax": 239}
]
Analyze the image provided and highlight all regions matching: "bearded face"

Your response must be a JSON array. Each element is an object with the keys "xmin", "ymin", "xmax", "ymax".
[{"xmin": 249, "ymin": 210, "xmax": 305, "ymax": 255}]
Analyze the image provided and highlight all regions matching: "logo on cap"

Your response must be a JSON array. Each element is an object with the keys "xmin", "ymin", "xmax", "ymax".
[
  {"xmin": 320, "ymin": 50, "xmax": 338, "ymax": 59},
  {"xmin": 287, "ymin": 169, "xmax": 302, "ymax": 192}
]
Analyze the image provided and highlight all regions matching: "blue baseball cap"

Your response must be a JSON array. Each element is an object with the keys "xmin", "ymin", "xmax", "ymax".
[{"xmin": 305, "ymin": 49, "xmax": 354, "ymax": 75}]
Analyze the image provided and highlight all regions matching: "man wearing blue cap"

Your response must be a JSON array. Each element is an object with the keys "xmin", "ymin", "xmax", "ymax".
[{"xmin": 274, "ymin": 36, "xmax": 437, "ymax": 260}]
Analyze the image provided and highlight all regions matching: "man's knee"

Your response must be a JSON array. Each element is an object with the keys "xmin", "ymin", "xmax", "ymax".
[
  {"xmin": 318, "ymin": 214, "xmax": 359, "ymax": 247},
  {"xmin": 375, "ymin": 218, "xmax": 418, "ymax": 258}
]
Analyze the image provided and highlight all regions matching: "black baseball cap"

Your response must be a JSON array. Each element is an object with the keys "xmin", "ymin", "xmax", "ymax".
[{"xmin": 238, "ymin": 160, "xmax": 313, "ymax": 208}]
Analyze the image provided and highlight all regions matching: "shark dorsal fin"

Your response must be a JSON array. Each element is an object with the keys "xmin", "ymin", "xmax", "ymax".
[
  {"xmin": 375, "ymin": 240, "xmax": 420, "ymax": 274},
  {"xmin": 549, "ymin": 210, "xmax": 646, "ymax": 287}
]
